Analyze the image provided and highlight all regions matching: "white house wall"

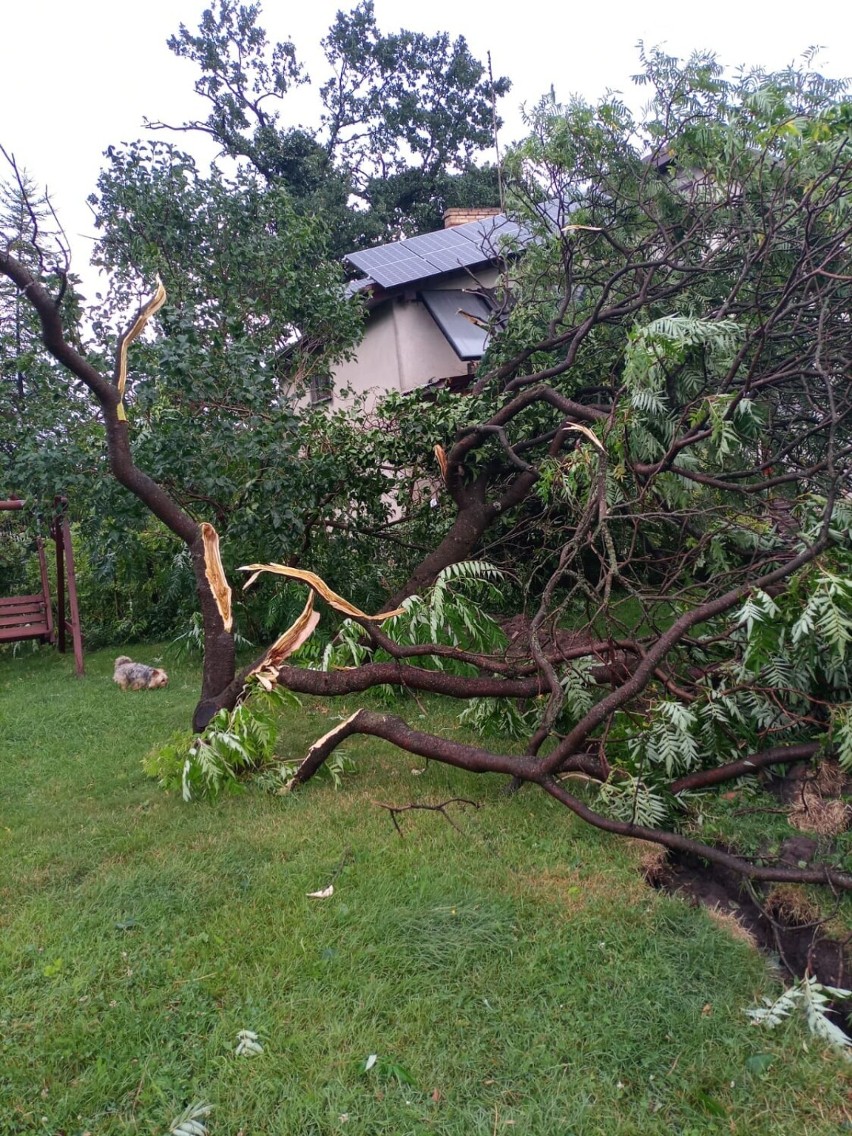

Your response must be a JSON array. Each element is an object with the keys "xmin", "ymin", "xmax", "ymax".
[
  {"xmin": 331, "ymin": 267, "xmax": 501, "ymax": 412},
  {"xmin": 393, "ymin": 298, "xmax": 469, "ymax": 394},
  {"xmin": 331, "ymin": 303, "xmax": 400, "ymax": 410}
]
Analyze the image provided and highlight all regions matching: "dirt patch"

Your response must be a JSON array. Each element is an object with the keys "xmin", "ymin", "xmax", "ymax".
[{"xmin": 651, "ymin": 841, "xmax": 851, "ymax": 1037}]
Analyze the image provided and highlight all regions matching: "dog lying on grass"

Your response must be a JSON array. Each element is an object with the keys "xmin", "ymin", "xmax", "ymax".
[{"xmin": 113, "ymin": 656, "xmax": 169, "ymax": 691}]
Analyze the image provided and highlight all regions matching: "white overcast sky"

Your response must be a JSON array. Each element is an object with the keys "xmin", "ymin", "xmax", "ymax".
[{"xmin": 1, "ymin": 0, "xmax": 850, "ymax": 285}]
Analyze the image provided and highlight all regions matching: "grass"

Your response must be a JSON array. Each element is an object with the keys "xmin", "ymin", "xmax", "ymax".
[{"xmin": 1, "ymin": 643, "xmax": 850, "ymax": 1135}]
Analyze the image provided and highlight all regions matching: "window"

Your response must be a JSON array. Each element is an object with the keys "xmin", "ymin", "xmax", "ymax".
[{"xmin": 309, "ymin": 374, "xmax": 333, "ymax": 405}]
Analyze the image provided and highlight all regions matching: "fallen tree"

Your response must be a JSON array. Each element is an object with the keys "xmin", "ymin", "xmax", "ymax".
[{"xmin": 3, "ymin": 52, "xmax": 852, "ymax": 887}]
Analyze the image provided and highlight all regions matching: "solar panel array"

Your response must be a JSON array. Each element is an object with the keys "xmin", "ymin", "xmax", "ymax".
[{"xmin": 345, "ymin": 213, "xmax": 529, "ymax": 290}]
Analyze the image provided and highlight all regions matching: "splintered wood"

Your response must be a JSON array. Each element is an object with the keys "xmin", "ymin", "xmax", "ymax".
[
  {"xmin": 201, "ymin": 523, "xmax": 233, "ymax": 632},
  {"xmin": 434, "ymin": 444, "xmax": 448, "ymax": 482},
  {"xmin": 249, "ymin": 593, "xmax": 321, "ymax": 690},
  {"xmin": 238, "ymin": 562, "xmax": 405, "ymax": 620},
  {"xmin": 115, "ymin": 276, "xmax": 167, "ymax": 422}
]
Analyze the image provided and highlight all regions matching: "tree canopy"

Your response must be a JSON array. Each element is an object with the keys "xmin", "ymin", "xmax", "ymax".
[{"xmin": 155, "ymin": 0, "xmax": 509, "ymax": 245}]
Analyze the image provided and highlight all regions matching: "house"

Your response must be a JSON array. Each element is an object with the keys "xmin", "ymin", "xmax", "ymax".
[{"xmin": 317, "ymin": 207, "xmax": 528, "ymax": 411}]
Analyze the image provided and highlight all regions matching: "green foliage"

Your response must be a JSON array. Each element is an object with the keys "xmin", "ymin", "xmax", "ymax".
[
  {"xmin": 165, "ymin": 0, "xmax": 508, "ymax": 246},
  {"xmin": 260, "ymin": 747, "xmax": 357, "ymax": 793},
  {"xmin": 457, "ymin": 696, "xmax": 532, "ymax": 741},
  {"xmin": 68, "ymin": 140, "xmax": 417, "ymax": 640},
  {"xmin": 326, "ymin": 561, "xmax": 508, "ymax": 673},
  {"xmin": 316, "ymin": 559, "xmax": 544, "ymax": 738},
  {"xmin": 829, "ymin": 704, "xmax": 852, "ymax": 772},
  {"xmin": 168, "ymin": 1100, "xmax": 213, "ymax": 1136},
  {"xmin": 0, "ymin": 513, "xmax": 36, "ymax": 599},
  {"xmin": 2, "ymin": 0, "xmax": 508, "ymax": 647},
  {"xmin": 381, "ymin": 560, "xmax": 508, "ymax": 661},
  {"xmin": 558, "ymin": 658, "xmax": 597, "ymax": 722},
  {"xmin": 323, "ymin": 561, "xmax": 529, "ymax": 734},
  {"xmin": 0, "ymin": 173, "xmax": 92, "ymax": 515},
  {"xmin": 597, "ymin": 775, "xmax": 670, "ymax": 829},
  {"xmin": 631, "ymin": 700, "xmax": 700, "ymax": 779},
  {"xmin": 747, "ymin": 976, "xmax": 852, "ymax": 1056},
  {"xmin": 169, "ymin": 611, "xmax": 253, "ymax": 660},
  {"xmin": 143, "ymin": 682, "xmax": 301, "ymax": 801},
  {"xmin": 583, "ymin": 548, "xmax": 852, "ymax": 827},
  {"xmin": 143, "ymin": 680, "xmax": 359, "ymax": 801}
]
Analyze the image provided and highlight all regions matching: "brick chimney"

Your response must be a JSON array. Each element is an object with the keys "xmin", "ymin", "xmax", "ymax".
[{"xmin": 443, "ymin": 207, "xmax": 501, "ymax": 229}]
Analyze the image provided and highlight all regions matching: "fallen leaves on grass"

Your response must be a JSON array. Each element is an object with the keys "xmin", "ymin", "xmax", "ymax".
[
  {"xmin": 168, "ymin": 1100, "xmax": 212, "ymax": 1136},
  {"xmin": 235, "ymin": 1029, "xmax": 264, "ymax": 1057}
]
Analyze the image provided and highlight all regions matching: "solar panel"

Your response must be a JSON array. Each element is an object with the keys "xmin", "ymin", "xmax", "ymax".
[
  {"xmin": 422, "ymin": 248, "xmax": 474, "ymax": 273},
  {"xmin": 345, "ymin": 217, "xmax": 506, "ymax": 288},
  {"xmin": 343, "ymin": 203, "xmax": 569, "ymax": 290},
  {"xmin": 367, "ymin": 254, "xmax": 433, "ymax": 288},
  {"xmin": 406, "ymin": 230, "xmax": 464, "ymax": 254},
  {"xmin": 464, "ymin": 216, "xmax": 527, "ymax": 253},
  {"xmin": 420, "ymin": 290, "xmax": 493, "ymax": 360},
  {"xmin": 345, "ymin": 277, "xmax": 374, "ymax": 297}
]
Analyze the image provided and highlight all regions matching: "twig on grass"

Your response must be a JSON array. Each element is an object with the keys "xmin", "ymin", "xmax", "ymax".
[
  {"xmin": 309, "ymin": 847, "xmax": 354, "ymax": 897},
  {"xmin": 372, "ymin": 797, "xmax": 480, "ymax": 837}
]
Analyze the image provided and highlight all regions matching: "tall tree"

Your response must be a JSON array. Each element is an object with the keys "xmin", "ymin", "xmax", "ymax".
[
  {"xmin": 0, "ymin": 158, "xmax": 94, "ymax": 506},
  {"xmin": 86, "ymin": 139, "xmax": 404, "ymax": 638},
  {"xmin": 155, "ymin": 0, "xmax": 509, "ymax": 246}
]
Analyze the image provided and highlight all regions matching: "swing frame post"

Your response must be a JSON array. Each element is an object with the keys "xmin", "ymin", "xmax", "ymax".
[{"xmin": 52, "ymin": 497, "xmax": 84, "ymax": 675}]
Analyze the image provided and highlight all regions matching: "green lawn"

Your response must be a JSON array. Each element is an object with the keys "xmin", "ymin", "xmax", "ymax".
[{"xmin": 0, "ymin": 645, "xmax": 849, "ymax": 1135}]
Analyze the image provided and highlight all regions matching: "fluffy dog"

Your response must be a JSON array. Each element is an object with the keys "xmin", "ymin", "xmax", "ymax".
[{"xmin": 113, "ymin": 656, "xmax": 169, "ymax": 691}]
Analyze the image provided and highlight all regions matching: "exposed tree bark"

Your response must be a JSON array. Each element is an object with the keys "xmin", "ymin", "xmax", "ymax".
[
  {"xmin": 387, "ymin": 477, "xmax": 495, "ymax": 607},
  {"xmin": 670, "ymin": 744, "xmax": 822, "ymax": 795},
  {"xmin": 283, "ymin": 707, "xmax": 852, "ymax": 891}
]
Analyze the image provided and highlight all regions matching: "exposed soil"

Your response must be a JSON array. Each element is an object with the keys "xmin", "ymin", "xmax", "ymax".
[{"xmin": 649, "ymin": 836, "xmax": 852, "ymax": 1037}]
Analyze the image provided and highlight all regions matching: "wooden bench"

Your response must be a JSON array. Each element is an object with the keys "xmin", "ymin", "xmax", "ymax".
[{"xmin": 0, "ymin": 594, "xmax": 53, "ymax": 643}]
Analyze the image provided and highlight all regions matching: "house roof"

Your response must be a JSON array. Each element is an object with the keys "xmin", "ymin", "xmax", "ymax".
[
  {"xmin": 339, "ymin": 202, "xmax": 566, "ymax": 368},
  {"xmin": 344, "ymin": 201, "xmax": 569, "ymax": 294},
  {"xmin": 344, "ymin": 212, "xmax": 527, "ymax": 292}
]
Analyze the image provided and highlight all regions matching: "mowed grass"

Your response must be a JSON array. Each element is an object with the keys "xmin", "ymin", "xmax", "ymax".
[{"xmin": 0, "ymin": 646, "xmax": 849, "ymax": 1135}]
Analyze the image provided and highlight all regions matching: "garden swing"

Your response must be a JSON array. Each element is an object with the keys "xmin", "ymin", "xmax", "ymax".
[{"xmin": 0, "ymin": 496, "xmax": 84, "ymax": 674}]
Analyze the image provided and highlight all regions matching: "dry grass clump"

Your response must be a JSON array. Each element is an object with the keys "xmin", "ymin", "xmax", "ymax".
[
  {"xmin": 705, "ymin": 905, "xmax": 758, "ymax": 949},
  {"xmin": 630, "ymin": 839, "xmax": 670, "ymax": 885},
  {"xmin": 789, "ymin": 791, "xmax": 850, "ymax": 836},
  {"xmin": 765, "ymin": 885, "xmax": 822, "ymax": 927},
  {"xmin": 813, "ymin": 759, "xmax": 846, "ymax": 796},
  {"xmin": 788, "ymin": 760, "xmax": 850, "ymax": 835}
]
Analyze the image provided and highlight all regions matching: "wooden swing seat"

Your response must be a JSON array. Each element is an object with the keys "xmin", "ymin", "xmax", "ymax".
[{"xmin": 0, "ymin": 594, "xmax": 52, "ymax": 643}]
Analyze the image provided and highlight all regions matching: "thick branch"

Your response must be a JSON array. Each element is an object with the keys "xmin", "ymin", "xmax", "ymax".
[
  {"xmin": 540, "ymin": 776, "xmax": 852, "ymax": 889},
  {"xmin": 286, "ymin": 708, "xmax": 852, "ymax": 891},
  {"xmin": 670, "ymin": 743, "xmax": 821, "ymax": 794}
]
